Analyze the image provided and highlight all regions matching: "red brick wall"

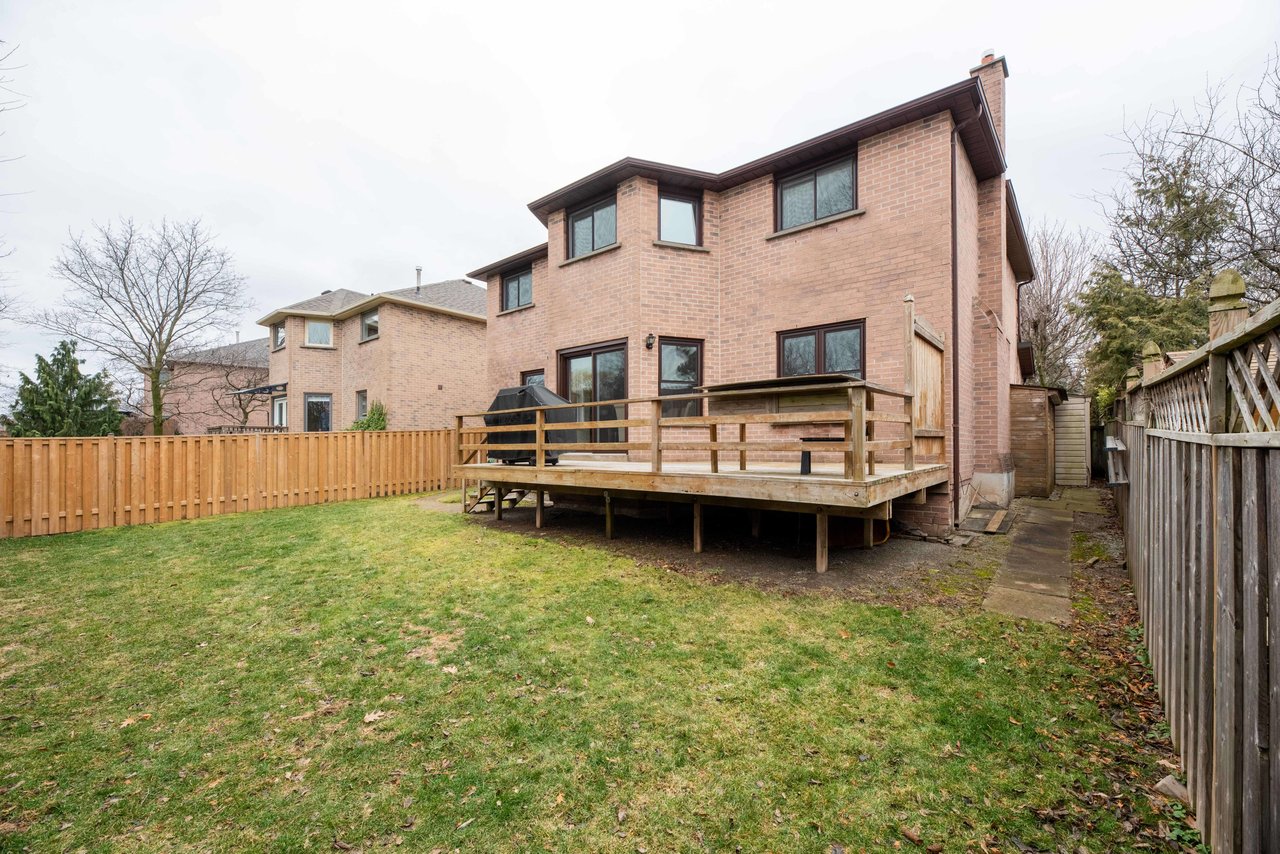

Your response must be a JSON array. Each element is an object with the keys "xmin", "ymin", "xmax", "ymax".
[{"xmin": 151, "ymin": 362, "xmax": 271, "ymax": 435}]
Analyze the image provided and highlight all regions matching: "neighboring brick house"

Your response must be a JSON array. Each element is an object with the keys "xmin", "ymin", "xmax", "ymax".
[
  {"xmin": 257, "ymin": 277, "xmax": 488, "ymax": 431},
  {"xmin": 468, "ymin": 53, "xmax": 1035, "ymax": 528},
  {"xmin": 145, "ymin": 337, "xmax": 272, "ymax": 435}
]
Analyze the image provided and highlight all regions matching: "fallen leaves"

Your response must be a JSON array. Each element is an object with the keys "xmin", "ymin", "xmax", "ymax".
[
  {"xmin": 362, "ymin": 710, "xmax": 387, "ymax": 724},
  {"xmin": 118, "ymin": 713, "xmax": 151, "ymax": 728}
]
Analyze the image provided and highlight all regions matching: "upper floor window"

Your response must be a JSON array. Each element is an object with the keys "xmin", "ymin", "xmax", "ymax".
[
  {"xmin": 777, "ymin": 320, "xmax": 865, "ymax": 378},
  {"xmin": 502, "ymin": 269, "xmax": 533, "ymax": 311},
  {"xmin": 521, "ymin": 369, "xmax": 545, "ymax": 386},
  {"xmin": 568, "ymin": 197, "xmax": 617, "ymax": 258},
  {"xmin": 305, "ymin": 320, "xmax": 333, "ymax": 347},
  {"xmin": 777, "ymin": 157, "xmax": 856, "ymax": 231},
  {"xmin": 658, "ymin": 190, "xmax": 700, "ymax": 245},
  {"xmin": 272, "ymin": 323, "xmax": 286, "ymax": 350},
  {"xmin": 360, "ymin": 310, "xmax": 379, "ymax": 341}
]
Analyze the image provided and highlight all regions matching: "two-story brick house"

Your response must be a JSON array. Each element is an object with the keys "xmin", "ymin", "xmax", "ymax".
[
  {"xmin": 257, "ymin": 276, "xmax": 488, "ymax": 431},
  {"xmin": 468, "ymin": 53, "xmax": 1034, "ymax": 529}
]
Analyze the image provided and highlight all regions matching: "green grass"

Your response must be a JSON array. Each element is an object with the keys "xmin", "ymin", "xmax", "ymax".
[
  {"xmin": 1, "ymin": 498, "xmax": 1162, "ymax": 851},
  {"xmin": 1069, "ymin": 532, "xmax": 1110, "ymax": 563}
]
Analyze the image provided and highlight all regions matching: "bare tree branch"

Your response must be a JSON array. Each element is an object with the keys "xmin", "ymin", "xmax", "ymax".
[
  {"xmin": 32, "ymin": 218, "xmax": 250, "ymax": 434},
  {"xmin": 1019, "ymin": 220, "xmax": 1099, "ymax": 389}
]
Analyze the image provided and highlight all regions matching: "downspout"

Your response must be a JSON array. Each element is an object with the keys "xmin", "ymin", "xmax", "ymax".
[{"xmin": 949, "ymin": 101, "xmax": 983, "ymax": 524}]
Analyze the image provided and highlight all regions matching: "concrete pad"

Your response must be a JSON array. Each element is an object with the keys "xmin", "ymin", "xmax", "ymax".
[
  {"xmin": 983, "ymin": 586, "xmax": 1071, "ymax": 625},
  {"xmin": 992, "ymin": 572, "xmax": 1071, "ymax": 598},
  {"xmin": 1071, "ymin": 512, "xmax": 1109, "ymax": 533}
]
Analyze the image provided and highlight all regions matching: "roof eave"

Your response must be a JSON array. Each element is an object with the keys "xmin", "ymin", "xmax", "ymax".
[
  {"xmin": 1005, "ymin": 180, "xmax": 1036, "ymax": 284},
  {"xmin": 466, "ymin": 242, "xmax": 550, "ymax": 281}
]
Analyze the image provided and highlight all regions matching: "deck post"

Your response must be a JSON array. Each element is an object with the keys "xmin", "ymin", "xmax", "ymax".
[
  {"xmin": 650, "ymin": 399, "xmax": 663, "ymax": 472},
  {"xmin": 816, "ymin": 509, "xmax": 829, "ymax": 572},
  {"xmin": 535, "ymin": 409, "xmax": 546, "ymax": 468},
  {"xmin": 693, "ymin": 500, "xmax": 703, "ymax": 553},
  {"xmin": 738, "ymin": 422, "xmax": 747, "ymax": 472},
  {"xmin": 709, "ymin": 423, "xmax": 719, "ymax": 473},
  {"xmin": 604, "ymin": 491, "xmax": 614, "ymax": 540},
  {"xmin": 494, "ymin": 485, "xmax": 504, "ymax": 521},
  {"xmin": 535, "ymin": 490, "xmax": 544, "ymax": 529},
  {"xmin": 862, "ymin": 517, "xmax": 874, "ymax": 549},
  {"xmin": 903, "ymin": 295, "xmax": 916, "ymax": 471},
  {"xmin": 454, "ymin": 415, "xmax": 464, "ymax": 467},
  {"xmin": 866, "ymin": 392, "xmax": 877, "ymax": 476},
  {"xmin": 750, "ymin": 509, "xmax": 762, "ymax": 539},
  {"xmin": 848, "ymin": 387, "xmax": 867, "ymax": 481}
]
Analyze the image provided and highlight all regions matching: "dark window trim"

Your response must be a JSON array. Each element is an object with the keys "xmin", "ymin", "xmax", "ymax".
[
  {"xmin": 565, "ymin": 193, "xmax": 619, "ymax": 259},
  {"xmin": 658, "ymin": 336, "xmax": 704, "ymax": 417},
  {"xmin": 359, "ymin": 309, "xmax": 379, "ymax": 342},
  {"xmin": 520, "ymin": 369, "xmax": 546, "ymax": 386},
  {"xmin": 773, "ymin": 153, "xmax": 858, "ymax": 233},
  {"xmin": 775, "ymin": 319, "xmax": 866, "ymax": 378},
  {"xmin": 556, "ymin": 338, "xmax": 629, "ymax": 443},
  {"xmin": 657, "ymin": 186, "xmax": 702, "ymax": 246},
  {"xmin": 303, "ymin": 392, "xmax": 333, "ymax": 432},
  {"xmin": 501, "ymin": 267, "xmax": 534, "ymax": 312}
]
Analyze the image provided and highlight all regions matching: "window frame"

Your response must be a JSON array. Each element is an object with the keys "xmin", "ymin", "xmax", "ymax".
[
  {"xmin": 658, "ymin": 337, "xmax": 704, "ymax": 418},
  {"xmin": 520, "ymin": 369, "xmax": 545, "ymax": 386},
  {"xmin": 272, "ymin": 395, "xmax": 287, "ymax": 428},
  {"xmin": 501, "ymin": 268, "xmax": 534, "ymax": 312},
  {"xmin": 776, "ymin": 319, "xmax": 867, "ymax": 379},
  {"xmin": 566, "ymin": 194, "xmax": 619, "ymax": 259},
  {"xmin": 773, "ymin": 154, "xmax": 857, "ymax": 232},
  {"xmin": 303, "ymin": 392, "xmax": 332, "ymax": 432},
  {"xmin": 271, "ymin": 323, "xmax": 286, "ymax": 350},
  {"xmin": 304, "ymin": 319, "xmax": 334, "ymax": 348},
  {"xmin": 657, "ymin": 188, "xmax": 702, "ymax": 246},
  {"xmin": 359, "ymin": 309, "xmax": 379, "ymax": 342}
]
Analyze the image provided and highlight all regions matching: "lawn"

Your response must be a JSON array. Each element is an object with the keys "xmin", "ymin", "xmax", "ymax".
[{"xmin": 1, "ymin": 497, "xmax": 1173, "ymax": 852}]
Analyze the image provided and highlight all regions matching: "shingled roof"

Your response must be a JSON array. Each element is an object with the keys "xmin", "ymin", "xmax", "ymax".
[
  {"xmin": 257, "ymin": 279, "xmax": 486, "ymax": 326},
  {"xmin": 178, "ymin": 337, "xmax": 270, "ymax": 368}
]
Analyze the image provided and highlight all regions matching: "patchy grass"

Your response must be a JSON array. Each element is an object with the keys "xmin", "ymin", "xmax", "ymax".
[
  {"xmin": 1069, "ymin": 532, "xmax": 1110, "ymax": 563},
  {"xmin": 1, "ymin": 498, "xmax": 1176, "ymax": 851}
]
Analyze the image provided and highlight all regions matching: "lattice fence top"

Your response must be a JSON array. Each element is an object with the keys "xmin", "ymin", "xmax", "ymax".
[
  {"xmin": 1225, "ymin": 327, "xmax": 1280, "ymax": 432},
  {"xmin": 1148, "ymin": 362, "xmax": 1211, "ymax": 432}
]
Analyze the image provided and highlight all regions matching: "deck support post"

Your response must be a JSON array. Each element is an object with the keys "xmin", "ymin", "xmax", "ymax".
[
  {"xmin": 535, "ymin": 490, "xmax": 544, "ymax": 529},
  {"xmin": 738, "ymin": 423, "xmax": 747, "ymax": 471},
  {"xmin": 709, "ymin": 424, "xmax": 719, "ymax": 473},
  {"xmin": 650, "ymin": 400, "xmax": 663, "ymax": 472},
  {"xmin": 903, "ymin": 295, "xmax": 916, "ymax": 471},
  {"xmin": 535, "ymin": 409, "xmax": 546, "ymax": 468},
  {"xmin": 862, "ymin": 517, "xmax": 874, "ymax": 549},
  {"xmin": 750, "ymin": 509, "xmax": 762, "ymax": 539},
  {"xmin": 604, "ymin": 491, "xmax": 614, "ymax": 540},
  {"xmin": 494, "ymin": 485, "xmax": 505, "ymax": 521},
  {"xmin": 816, "ymin": 509, "xmax": 829, "ymax": 573},
  {"xmin": 848, "ymin": 387, "xmax": 867, "ymax": 481},
  {"xmin": 693, "ymin": 500, "xmax": 703, "ymax": 554}
]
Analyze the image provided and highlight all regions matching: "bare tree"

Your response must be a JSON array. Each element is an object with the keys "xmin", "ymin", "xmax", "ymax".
[
  {"xmin": 34, "ymin": 219, "xmax": 249, "ymax": 435},
  {"xmin": 164, "ymin": 345, "xmax": 270, "ymax": 430},
  {"xmin": 0, "ymin": 41, "xmax": 28, "ymax": 322},
  {"xmin": 1019, "ymin": 220, "xmax": 1098, "ymax": 389},
  {"xmin": 1102, "ymin": 52, "xmax": 1280, "ymax": 303}
]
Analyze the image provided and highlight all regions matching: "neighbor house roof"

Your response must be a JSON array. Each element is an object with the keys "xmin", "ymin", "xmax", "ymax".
[
  {"xmin": 257, "ymin": 279, "xmax": 487, "ymax": 326},
  {"xmin": 174, "ymin": 337, "xmax": 270, "ymax": 369},
  {"xmin": 472, "ymin": 74, "xmax": 1033, "ymax": 281}
]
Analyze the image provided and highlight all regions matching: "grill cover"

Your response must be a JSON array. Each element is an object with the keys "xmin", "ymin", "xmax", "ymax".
[{"xmin": 483, "ymin": 385, "xmax": 577, "ymax": 464}]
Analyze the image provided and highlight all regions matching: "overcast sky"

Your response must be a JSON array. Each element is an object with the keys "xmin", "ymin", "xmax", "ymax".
[{"xmin": 1, "ymin": 0, "xmax": 1277, "ymax": 389}]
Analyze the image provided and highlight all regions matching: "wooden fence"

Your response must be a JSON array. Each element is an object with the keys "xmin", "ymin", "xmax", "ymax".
[
  {"xmin": 1109, "ymin": 290, "xmax": 1280, "ymax": 852},
  {"xmin": 0, "ymin": 429, "xmax": 469, "ymax": 539}
]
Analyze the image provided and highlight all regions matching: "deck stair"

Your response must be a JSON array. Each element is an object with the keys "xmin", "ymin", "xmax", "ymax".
[{"xmin": 465, "ymin": 483, "xmax": 529, "ymax": 514}]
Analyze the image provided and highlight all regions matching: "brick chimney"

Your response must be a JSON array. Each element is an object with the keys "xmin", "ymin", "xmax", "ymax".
[
  {"xmin": 969, "ymin": 50, "xmax": 1008, "ymax": 150},
  {"xmin": 1208, "ymin": 268, "xmax": 1249, "ymax": 340}
]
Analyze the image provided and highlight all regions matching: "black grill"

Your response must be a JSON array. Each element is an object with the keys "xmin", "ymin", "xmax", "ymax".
[{"xmin": 482, "ymin": 385, "xmax": 577, "ymax": 464}]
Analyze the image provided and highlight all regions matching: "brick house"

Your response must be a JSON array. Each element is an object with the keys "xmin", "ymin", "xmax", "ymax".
[
  {"xmin": 142, "ymin": 337, "xmax": 271, "ymax": 435},
  {"xmin": 256, "ymin": 277, "xmax": 488, "ymax": 431},
  {"xmin": 467, "ymin": 53, "xmax": 1034, "ymax": 528}
]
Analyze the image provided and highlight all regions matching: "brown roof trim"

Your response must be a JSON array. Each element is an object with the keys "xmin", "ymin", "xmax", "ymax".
[
  {"xmin": 523, "ymin": 77, "xmax": 1005, "ymax": 225},
  {"xmin": 466, "ymin": 242, "xmax": 549, "ymax": 281},
  {"xmin": 257, "ymin": 294, "xmax": 486, "ymax": 327},
  {"xmin": 1005, "ymin": 180, "xmax": 1036, "ymax": 283}
]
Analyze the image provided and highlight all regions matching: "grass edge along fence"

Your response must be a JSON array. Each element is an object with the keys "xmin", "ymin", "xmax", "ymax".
[
  {"xmin": 0, "ymin": 429, "xmax": 478, "ymax": 539},
  {"xmin": 1108, "ymin": 282, "xmax": 1280, "ymax": 854}
]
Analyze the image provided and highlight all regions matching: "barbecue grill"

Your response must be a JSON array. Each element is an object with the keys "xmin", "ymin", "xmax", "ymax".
[{"xmin": 482, "ymin": 385, "xmax": 577, "ymax": 464}]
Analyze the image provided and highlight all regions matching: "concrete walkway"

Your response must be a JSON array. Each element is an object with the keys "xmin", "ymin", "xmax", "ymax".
[{"xmin": 982, "ymin": 488, "xmax": 1107, "ymax": 625}]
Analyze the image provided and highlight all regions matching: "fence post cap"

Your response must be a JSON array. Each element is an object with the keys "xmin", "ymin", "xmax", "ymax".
[
  {"xmin": 1208, "ymin": 269, "xmax": 1246, "ymax": 310},
  {"xmin": 1141, "ymin": 341, "xmax": 1163, "ymax": 360}
]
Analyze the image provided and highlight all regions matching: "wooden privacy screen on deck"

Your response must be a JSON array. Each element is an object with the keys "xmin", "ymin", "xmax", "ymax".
[{"xmin": 0, "ymin": 429, "xmax": 471, "ymax": 539}]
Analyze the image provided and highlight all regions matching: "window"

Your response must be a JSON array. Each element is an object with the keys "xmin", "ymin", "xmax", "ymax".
[
  {"xmin": 659, "ymin": 338, "xmax": 703, "ymax": 417},
  {"xmin": 272, "ymin": 396, "xmax": 287, "ymax": 428},
  {"xmin": 567, "ymin": 197, "xmax": 617, "ymax": 258},
  {"xmin": 502, "ymin": 269, "xmax": 533, "ymax": 311},
  {"xmin": 360, "ymin": 310, "xmax": 379, "ymax": 341},
  {"xmin": 777, "ymin": 157, "xmax": 856, "ymax": 231},
  {"xmin": 777, "ymin": 320, "xmax": 865, "ymax": 378},
  {"xmin": 305, "ymin": 320, "xmax": 333, "ymax": 347},
  {"xmin": 157, "ymin": 368, "xmax": 172, "ymax": 386},
  {"xmin": 356, "ymin": 390, "xmax": 368, "ymax": 419},
  {"xmin": 558, "ymin": 340, "xmax": 627, "ymax": 443},
  {"xmin": 272, "ymin": 323, "xmax": 286, "ymax": 350},
  {"xmin": 304, "ymin": 393, "xmax": 332, "ymax": 431},
  {"xmin": 521, "ymin": 369, "xmax": 545, "ymax": 386},
  {"xmin": 658, "ymin": 190, "xmax": 700, "ymax": 245}
]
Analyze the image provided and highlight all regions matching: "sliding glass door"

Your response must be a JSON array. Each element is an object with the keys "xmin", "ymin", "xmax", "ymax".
[{"xmin": 559, "ymin": 341, "xmax": 627, "ymax": 444}]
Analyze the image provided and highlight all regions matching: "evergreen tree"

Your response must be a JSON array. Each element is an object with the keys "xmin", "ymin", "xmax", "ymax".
[{"xmin": 4, "ymin": 340, "xmax": 123, "ymax": 437}]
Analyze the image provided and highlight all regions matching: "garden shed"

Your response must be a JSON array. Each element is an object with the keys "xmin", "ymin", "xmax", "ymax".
[
  {"xmin": 1053, "ymin": 395, "xmax": 1092, "ymax": 486},
  {"xmin": 1010, "ymin": 385, "xmax": 1065, "ymax": 497}
]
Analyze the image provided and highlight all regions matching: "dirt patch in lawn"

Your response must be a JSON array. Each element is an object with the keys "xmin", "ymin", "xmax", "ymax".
[{"xmin": 422, "ymin": 495, "xmax": 1002, "ymax": 611}]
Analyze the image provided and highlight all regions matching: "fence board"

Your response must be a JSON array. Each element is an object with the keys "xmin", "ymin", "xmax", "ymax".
[{"xmin": 0, "ymin": 429, "xmax": 472, "ymax": 540}]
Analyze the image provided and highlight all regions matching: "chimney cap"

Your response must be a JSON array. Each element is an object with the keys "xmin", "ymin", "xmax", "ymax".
[{"xmin": 970, "ymin": 52, "xmax": 1009, "ymax": 78}]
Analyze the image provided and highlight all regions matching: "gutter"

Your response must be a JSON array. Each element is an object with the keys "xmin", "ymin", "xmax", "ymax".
[{"xmin": 949, "ymin": 100, "xmax": 984, "ymax": 524}]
